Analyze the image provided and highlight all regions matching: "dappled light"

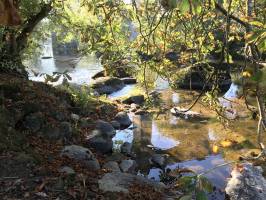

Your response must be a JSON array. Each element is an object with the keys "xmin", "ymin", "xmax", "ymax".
[{"xmin": 0, "ymin": 0, "xmax": 266, "ymax": 200}]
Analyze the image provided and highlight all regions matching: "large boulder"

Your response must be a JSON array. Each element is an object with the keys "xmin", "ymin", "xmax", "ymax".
[
  {"xmin": 87, "ymin": 136, "xmax": 113, "ymax": 154},
  {"xmin": 92, "ymin": 70, "xmax": 105, "ymax": 80},
  {"xmin": 119, "ymin": 159, "xmax": 136, "ymax": 173},
  {"xmin": 87, "ymin": 120, "xmax": 116, "ymax": 154},
  {"xmin": 95, "ymin": 120, "xmax": 116, "ymax": 138},
  {"xmin": 114, "ymin": 112, "xmax": 132, "ymax": 129},
  {"xmin": 122, "ymin": 95, "xmax": 145, "ymax": 105},
  {"xmin": 175, "ymin": 64, "xmax": 231, "ymax": 92},
  {"xmin": 225, "ymin": 163, "xmax": 266, "ymax": 200},
  {"xmin": 98, "ymin": 172, "xmax": 166, "ymax": 193},
  {"xmin": 170, "ymin": 107, "xmax": 207, "ymax": 120},
  {"xmin": 61, "ymin": 145, "xmax": 100, "ymax": 171},
  {"xmin": 91, "ymin": 77, "xmax": 125, "ymax": 95},
  {"xmin": 121, "ymin": 77, "xmax": 137, "ymax": 84}
]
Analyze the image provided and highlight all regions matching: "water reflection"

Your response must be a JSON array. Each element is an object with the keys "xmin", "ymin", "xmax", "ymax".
[
  {"xmin": 151, "ymin": 121, "xmax": 180, "ymax": 150},
  {"xmin": 25, "ymin": 38, "xmax": 102, "ymax": 85}
]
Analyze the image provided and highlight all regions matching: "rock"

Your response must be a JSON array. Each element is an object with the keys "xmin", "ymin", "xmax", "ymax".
[
  {"xmin": 150, "ymin": 154, "xmax": 166, "ymax": 168},
  {"xmin": 165, "ymin": 51, "xmax": 179, "ymax": 61},
  {"xmin": 121, "ymin": 77, "xmax": 137, "ymax": 84},
  {"xmin": 119, "ymin": 159, "xmax": 136, "ymax": 173},
  {"xmin": 95, "ymin": 120, "xmax": 116, "ymax": 138},
  {"xmin": 176, "ymin": 64, "xmax": 231, "ymax": 92},
  {"xmin": 80, "ymin": 118, "xmax": 94, "ymax": 129},
  {"xmin": 130, "ymin": 103, "xmax": 140, "ymax": 110},
  {"xmin": 170, "ymin": 107, "xmax": 206, "ymax": 120},
  {"xmin": 61, "ymin": 145, "xmax": 100, "ymax": 170},
  {"xmin": 87, "ymin": 136, "xmax": 113, "ymax": 154},
  {"xmin": 114, "ymin": 112, "xmax": 132, "ymax": 129},
  {"xmin": 113, "ymin": 67, "xmax": 131, "ymax": 78},
  {"xmin": 225, "ymin": 163, "xmax": 266, "ymax": 200},
  {"xmin": 92, "ymin": 70, "xmax": 105, "ymax": 79},
  {"xmin": 61, "ymin": 145, "xmax": 94, "ymax": 160},
  {"xmin": 86, "ymin": 160, "xmax": 101, "ymax": 171},
  {"xmin": 59, "ymin": 166, "xmax": 75, "ymax": 175},
  {"xmin": 111, "ymin": 120, "xmax": 120, "ymax": 130},
  {"xmin": 59, "ymin": 122, "xmax": 72, "ymax": 138},
  {"xmin": 120, "ymin": 142, "xmax": 132, "ymax": 156},
  {"xmin": 135, "ymin": 109, "xmax": 149, "ymax": 115},
  {"xmin": 98, "ymin": 104, "xmax": 117, "ymax": 117},
  {"xmin": 103, "ymin": 161, "xmax": 121, "ymax": 172},
  {"xmin": 71, "ymin": 113, "xmax": 80, "ymax": 121},
  {"xmin": 98, "ymin": 172, "xmax": 166, "ymax": 193},
  {"xmin": 23, "ymin": 112, "xmax": 43, "ymax": 132},
  {"xmin": 122, "ymin": 95, "xmax": 145, "ymax": 105},
  {"xmin": 91, "ymin": 77, "xmax": 125, "ymax": 95}
]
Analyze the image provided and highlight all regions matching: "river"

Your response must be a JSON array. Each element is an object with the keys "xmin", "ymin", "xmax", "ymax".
[{"xmin": 24, "ymin": 38, "xmax": 260, "ymax": 200}]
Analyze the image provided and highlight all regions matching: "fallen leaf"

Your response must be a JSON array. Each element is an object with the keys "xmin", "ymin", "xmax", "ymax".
[
  {"xmin": 220, "ymin": 140, "xmax": 233, "ymax": 148},
  {"xmin": 212, "ymin": 145, "xmax": 219, "ymax": 154}
]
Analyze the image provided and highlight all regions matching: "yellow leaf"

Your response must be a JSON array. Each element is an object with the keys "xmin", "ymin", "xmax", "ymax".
[
  {"xmin": 220, "ymin": 140, "xmax": 233, "ymax": 148},
  {"xmin": 212, "ymin": 145, "xmax": 219, "ymax": 154},
  {"xmin": 242, "ymin": 71, "xmax": 251, "ymax": 78}
]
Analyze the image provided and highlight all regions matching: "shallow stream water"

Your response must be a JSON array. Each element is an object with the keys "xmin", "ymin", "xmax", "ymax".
[{"xmin": 26, "ymin": 41, "xmax": 259, "ymax": 199}]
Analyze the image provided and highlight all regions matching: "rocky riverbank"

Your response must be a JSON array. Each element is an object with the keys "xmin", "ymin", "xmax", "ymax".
[{"xmin": 0, "ymin": 72, "xmax": 178, "ymax": 200}]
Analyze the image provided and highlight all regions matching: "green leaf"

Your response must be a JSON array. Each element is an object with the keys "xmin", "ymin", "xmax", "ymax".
[
  {"xmin": 196, "ymin": 190, "xmax": 208, "ymax": 200},
  {"xmin": 180, "ymin": 194, "xmax": 193, "ymax": 200},
  {"xmin": 251, "ymin": 70, "xmax": 263, "ymax": 82},
  {"xmin": 179, "ymin": 0, "xmax": 190, "ymax": 13}
]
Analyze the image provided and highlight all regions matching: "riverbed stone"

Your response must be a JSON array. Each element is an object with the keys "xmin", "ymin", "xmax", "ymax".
[
  {"xmin": 92, "ymin": 70, "xmax": 105, "ymax": 79},
  {"xmin": 23, "ymin": 112, "xmax": 43, "ymax": 133},
  {"xmin": 114, "ymin": 112, "xmax": 132, "ymax": 129},
  {"xmin": 150, "ymin": 154, "xmax": 166, "ymax": 168},
  {"xmin": 121, "ymin": 77, "xmax": 137, "ymax": 84},
  {"xmin": 119, "ymin": 159, "xmax": 136, "ymax": 173},
  {"xmin": 120, "ymin": 142, "xmax": 132, "ymax": 156},
  {"xmin": 59, "ymin": 122, "xmax": 72, "ymax": 138},
  {"xmin": 103, "ymin": 161, "xmax": 121, "ymax": 172},
  {"xmin": 87, "ymin": 136, "xmax": 113, "ymax": 154},
  {"xmin": 110, "ymin": 120, "xmax": 120, "ymax": 130},
  {"xmin": 122, "ymin": 95, "xmax": 145, "ymax": 105},
  {"xmin": 95, "ymin": 120, "xmax": 116, "ymax": 138},
  {"xmin": 59, "ymin": 166, "xmax": 76, "ymax": 175},
  {"xmin": 70, "ymin": 113, "xmax": 80, "ymax": 121},
  {"xmin": 91, "ymin": 77, "xmax": 125, "ymax": 95},
  {"xmin": 61, "ymin": 145, "xmax": 94, "ymax": 160},
  {"xmin": 98, "ymin": 172, "xmax": 166, "ymax": 193},
  {"xmin": 225, "ymin": 163, "xmax": 266, "ymax": 200},
  {"xmin": 170, "ymin": 107, "xmax": 206, "ymax": 120},
  {"xmin": 175, "ymin": 64, "xmax": 231, "ymax": 92}
]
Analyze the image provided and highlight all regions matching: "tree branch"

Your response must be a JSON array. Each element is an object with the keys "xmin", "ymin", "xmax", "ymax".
[
  {"xmin": 215, "ymin": 2, "xmax": 248, "ymax": 28},
  {"xmin": 16, "ymin": 2, "xmax": 52, "ymax": 52}
]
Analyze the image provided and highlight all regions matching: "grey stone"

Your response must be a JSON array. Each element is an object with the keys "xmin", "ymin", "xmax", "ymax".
[
  {"xmin": 71, "ymin": 113, "xmax": 80, "ymax": 121},
  {"xmin": 111, "ymin": 121, "xmax": 120, "ymax": 130},
  {"xmin": 121, "ymin": 77, "xmax": 137, "ymax": 84},
  {"xmin": 87, "ymin": 136, "xmax": 113, "ymax": 154},
  {"xmin": 23, "ymin": 113, "xmax": 43, "ymax": 132},
  {"xmin": 225, "ymin": 163, "xmax": 266, "ymax": 200},
  {"xmin": 95, "ymin": 120, "xmax": 116, "ymax": 138},
  {"xmin": 59, "ymin": 122, "xmax": 72, "ymax": 138},
  {"xmin": 85, "ymin": 159, "xmax": 101, "ymax": 171},
  {"xmin": 91, "ymin": 77, "xmax": 125, "ymax": 95},
  {"xmin": 135, "ymin": 109, "xmax": 149, "ymax": 115},
  {"xmin": 92, "ymin": 70, "xmax": 105, "ymax": 79},
  {"xmin": 171, "ymin": 107, "xmax": 207, "ymax": 120},
  {"xmin": 103, "ymin": 161, "xmax": 121, "ymax": 172},
  {"xmin": 122, "ymin": 95, "xmax": 145, "ymax": 105},
  {"xmin": 114, "ymin": 112, "xmax": 132, "ymax": 129},
  {"xmin": 59, "ymin": 166, "xmax": 75, "ymax": 175},
  {"xmin": 150, "ymin": 154, "xmax": 166, "ymax": 168},
  {"xmin": 61, "ymin": 145, "xmax": 94, "ymax": 161},
  {"xmin": 119, "ymin": 159, "xmax": 136, "ymax": 173},
  {"xmin": 120, "ymin": 142, "xmax": 132, "ymax": 156},
  {"xmin": 98, "ymin": 172, "xmax": 166, "ymax": 193}
]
